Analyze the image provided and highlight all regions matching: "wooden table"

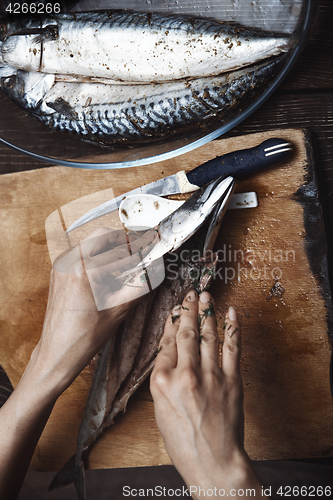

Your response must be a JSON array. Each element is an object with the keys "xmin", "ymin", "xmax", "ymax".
[{"xmin": 1, "ymin": 0, "xmax": 333, "ymax": 467}]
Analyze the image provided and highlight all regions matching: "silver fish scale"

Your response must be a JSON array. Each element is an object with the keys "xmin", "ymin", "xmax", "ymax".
[
  {"xmin": 63, "ymin": 10, "xmax": 243, "ymax": 35},
  {"xmin": 29, "ymin": 56, "xmax": 283, "ymax": 143},
  {"xmin": 2, "ymin": 9, "xmax": 290, "ymax": 84}
]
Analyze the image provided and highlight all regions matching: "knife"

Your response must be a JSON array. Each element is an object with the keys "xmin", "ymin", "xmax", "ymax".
[{"xmin": 66, "ymin": 138, "xmax": 293, "ymax": 233}]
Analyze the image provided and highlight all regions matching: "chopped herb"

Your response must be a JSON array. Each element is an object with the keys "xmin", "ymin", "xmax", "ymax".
[
  {"xmin": 203, "ymin": 302, "xmax": 215, "ymax": 317},
  {"xmin": 182, "ymin": 306, "xmax": 189, "ymax": 311},
  {"xmin": 229, "ymin": 327, "xmax": 238, "ymax": 338},
  {"xmin": 171, "ymin": 315, "xmax": 179, "ymax": 324},
  {"xmin": 203, "ymin": 268, "xmax": 214, "ymax": 277},
  {"xmin": 227, "ymin": 324, "xmax": 232, "ymax": 330},
  {"xmin": 222, "ymin": 322, "xmax": 227, "ymax": 330}
]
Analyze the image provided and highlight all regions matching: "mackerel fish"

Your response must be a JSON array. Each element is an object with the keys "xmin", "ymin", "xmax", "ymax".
[
  {"xmin": 0, "ymin": 11, "xmax": 291, "ymax": 83},
  {"xmin": 49, "ymin": 177, "xmax": 228, "ymax": 500},
  {"xmin": 50, "ymin": 246, "xmax": 218, "ymax": 500},
  {"xmin": 0, "ymin": 55, "xmax": 285, "ymax": 144}
]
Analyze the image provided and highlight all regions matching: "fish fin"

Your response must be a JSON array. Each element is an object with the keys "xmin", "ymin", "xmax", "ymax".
[
  {"xmin": 49, "ymin": 454, "xmax": 76, "ymax": 490},
  {"xmin": 74, "ymin": 461, "xmax": 87, "ymax": 500},
  {"xmin": 49, "ymin": 455, "xmax": 87, "ymax": 499}
]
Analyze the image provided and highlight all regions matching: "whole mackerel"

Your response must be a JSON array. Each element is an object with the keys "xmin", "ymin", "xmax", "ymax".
[
  {"xmin": 0, "ymin": 11, "xmax": 291, "ymax": 82},
  {"xmin": 0, "ymin": 55, "xmax": 285, "ymax": 144}
]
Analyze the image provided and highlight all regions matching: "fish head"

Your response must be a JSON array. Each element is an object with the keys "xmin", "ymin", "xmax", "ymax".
[
  {"xmin": 0, "ymin": 16, "xmax": 44, "ymax": 41},
  {"xmin": 158, "ymin": 174, "xmax": 235, "ymax": 252},
  {"xmin": 0, "ymin": 16, "xmax": 31, "ymax": 42},
  {"xmin": 0, "ymin": 69, "xmax": 55, "ymax": 111},
  {"xmin": 118, "ymin": 175, "xmax": 235, "ymax": 276},
  {"xmin": 0, "ymin": 15, "xmax": 58, "ymax": 71}
]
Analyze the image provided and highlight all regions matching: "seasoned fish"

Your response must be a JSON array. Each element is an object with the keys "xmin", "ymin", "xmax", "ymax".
[
  {"xmin": 0, "ymin": 11, "xmax": 291, "ymax": 82},
  {"xmin": 50, "ymin": 250, "xmax": 218, "ymax": 500},
  {"xmin": 50, "ymin": 179, "xmax": 225, "ymax": 499},
  {"xmin": 0, "ymin": 55, "xmax": 285, "ymax": 144},
  {"xmin": 49, "ymin": 293, "xmax": 156, "ymax": 500}
]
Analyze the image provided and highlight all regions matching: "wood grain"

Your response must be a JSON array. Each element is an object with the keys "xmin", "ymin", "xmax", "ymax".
[
  {"xmin": 280, "ymin": 0, "xmax": 333, "ymax": 90},
  {"xmin": 0, "ymin": 128, "xmax": 332, "ymax": 471}
]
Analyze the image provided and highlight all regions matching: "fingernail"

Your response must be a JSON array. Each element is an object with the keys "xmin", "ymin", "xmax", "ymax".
[
  {"xmin": 228, "ymin": 306, "xmax": 237, "ymax": 321},
  {"xmin": 186, "ymin": 290, "xmax": 197, "ymax": 301},
  {"xmin": 200, "ymin": 291, "xmax": 210, "ymax": 303},
  {"xmin": 172, "ymin": 305, "xmax": 181, "ymax": 314}
]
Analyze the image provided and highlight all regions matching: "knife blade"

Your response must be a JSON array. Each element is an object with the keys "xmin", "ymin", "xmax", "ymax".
[{"xmin": 66, "ymin": 138, "xmax": 292, "ymax": 233}]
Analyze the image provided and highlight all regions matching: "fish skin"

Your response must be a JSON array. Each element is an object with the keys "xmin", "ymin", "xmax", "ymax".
[
  {"xmin": 49, "ymin": 338, "xmax": 114, "ymax": 500},
  {"xmin": 0, "ymin": 55, "xmax": 286, "ymax": 144},
  {"xmin": 50, "ymin": 179, "xmax": 228, "ymax": 496},
  {"xmin": 49, "ymin": 292, "xmax": 156, "ymax": 498},
  {"xmin": 1, "ymin": 10, "xmax": 291, "ymax": 82},
  {"xmin": 104, "ymin": 250, "xmax": 219, "ymax": 429},
  {"xmin": 49, "ymin": 242, "xmax": 218, "ymax": 499}
]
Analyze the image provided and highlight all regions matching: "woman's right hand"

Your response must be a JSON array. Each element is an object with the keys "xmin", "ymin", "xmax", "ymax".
[{"xmin": 150, "ymin": 290, "xmax": 265, "ymax": 499}]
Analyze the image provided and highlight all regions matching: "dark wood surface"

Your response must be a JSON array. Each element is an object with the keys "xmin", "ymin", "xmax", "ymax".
[
  {"xmin": 1, "ymin": 0, "xmax": 333, "ymax": 462},
  {"xmin": 2, "ymin": 129, "xmax": 332, "ymax": 469}
]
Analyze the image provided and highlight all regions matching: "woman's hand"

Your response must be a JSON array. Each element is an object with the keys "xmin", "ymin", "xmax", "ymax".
[
  {"xmin": 0, "ymin": 226, "xmax": 163, "ymax": 500},
  {"xmin": 33, "ymin": 226, "xmax": 162, "ymax": 393},
  {"xmin": 150, "ymin": 290, "xmax": 265, "ymax": 499}
]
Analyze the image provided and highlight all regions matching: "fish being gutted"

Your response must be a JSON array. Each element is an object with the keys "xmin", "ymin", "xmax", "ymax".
[
  {"xmin": 49, "ymin": 292, "xmax": 157, "ymax": 499},
  {"xmin": 0, "ymin": 11, "xmax": 291, "ymax": 83},
  {"xmin": 49, "ymin": 177, "xmax": 228, "ymax": 500},
  {"xmin": 50, "ymin": 247, "xmax": 218, "ymax": 500},
  {"xmin": 0, "ymin": 55, "xmax": 285, "ymax": 144}
]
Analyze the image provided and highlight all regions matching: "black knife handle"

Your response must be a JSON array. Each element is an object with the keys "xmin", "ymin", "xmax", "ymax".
[{"xmin": 186, "ymin": 138, "xmax": 293, "ymax": 187}]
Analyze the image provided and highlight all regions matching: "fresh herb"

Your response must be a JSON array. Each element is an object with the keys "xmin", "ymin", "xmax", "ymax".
[
  {"xmin": 171, "ymin": 315, "xmax": 179, "ymax": 324},
  {"xmin": 229, "ymin": 327, "xmax": 238, "ymax": 338},
  {"xmin": 203, "ymin": 301, "xmax": 215, "ymax": 317},
  {"xmin": 203, "ymin": 268, "xmax": 214, "ymax": 277}
]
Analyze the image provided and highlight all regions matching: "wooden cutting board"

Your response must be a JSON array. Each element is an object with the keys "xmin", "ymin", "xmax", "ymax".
[{"xmin": 0, "ymin": 128, "xmax": 332, "ymax": 471}]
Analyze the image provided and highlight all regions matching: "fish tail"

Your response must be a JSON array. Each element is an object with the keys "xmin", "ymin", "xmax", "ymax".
[
  {"xmin": 74, "ymin": 460, "xmax": 87, "ymax": 500},
  {"xmin": 49, "ymin": 454, "xmax": 76, "ymax": 490},
  {"xmin": 49, "ymin": 454, "xmax": 87, "ymax": 500}
]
